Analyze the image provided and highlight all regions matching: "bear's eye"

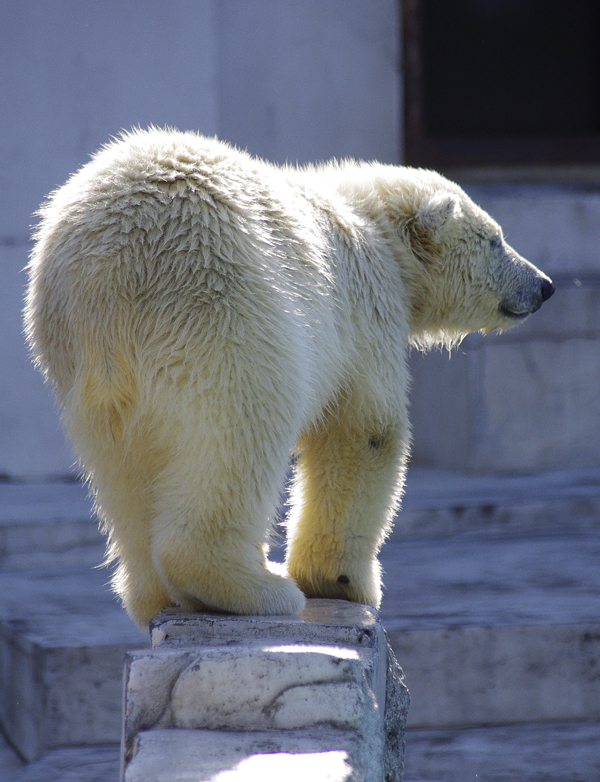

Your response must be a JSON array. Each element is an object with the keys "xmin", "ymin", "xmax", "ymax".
[{"xmin": 490, "ymin": 235, "xmax": 502, "ymax": 250}]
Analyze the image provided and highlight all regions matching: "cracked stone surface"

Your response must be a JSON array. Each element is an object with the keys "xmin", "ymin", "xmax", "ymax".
[{"xmin": 123, "ymin": 601, "xmax": 409, "ymax": 781}]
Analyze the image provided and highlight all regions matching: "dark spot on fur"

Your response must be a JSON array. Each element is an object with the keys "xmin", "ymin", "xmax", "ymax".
[
  {"xmin": 368, "ymin": 436, "xmax": 382, "ymax": 450},
  {"xmin": 337, "ymin": 575, "xmax": 350, "ymax": 584}
]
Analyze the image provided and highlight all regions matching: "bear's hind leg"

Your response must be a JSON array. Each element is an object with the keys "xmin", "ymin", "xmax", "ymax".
[
  {"xmin": 111, "ymin": 542, "xmax": 175, "ymax": 629},
  {"xmin": 126, "ymin": 285, "xmax": 308, "ymax": 618},
  {"xmin": 150, "ymin": 477, "xmax": 306, "ymax": 616},
  {"xmin": 147, "ymin": 384, "xmax": 307, "ymax": 616},
  {"xmin": 152, "ymin": 521, "xmax": 305, "ymax": 616},
  {"xmin": 90, "ymin": 459, "xmax": 176, "ymax": 629}
]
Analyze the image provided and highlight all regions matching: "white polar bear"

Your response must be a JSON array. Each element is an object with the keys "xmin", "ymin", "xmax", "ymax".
[{"xmin": 25, "ymin": 128, "xmax": 554, "ymax": 628}]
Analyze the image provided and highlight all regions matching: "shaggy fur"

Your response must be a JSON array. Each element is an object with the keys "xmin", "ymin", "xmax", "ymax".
[{"xmin": 25, "ymin": 128, "xmax": 553, "ymax": 628}]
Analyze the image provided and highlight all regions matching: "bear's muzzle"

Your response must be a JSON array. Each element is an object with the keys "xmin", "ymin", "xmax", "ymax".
[{"xmin": 499, "ymin": 274, "xmax": 555, "ymax": 320}]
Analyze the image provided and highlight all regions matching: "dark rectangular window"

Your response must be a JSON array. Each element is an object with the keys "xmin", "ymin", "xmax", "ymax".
[{"xmin": 403, "ymin": 0, "xmax": 600, "ymax": 167}]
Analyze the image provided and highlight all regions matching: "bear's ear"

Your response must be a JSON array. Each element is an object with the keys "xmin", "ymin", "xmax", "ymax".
[
  {"xmin": 406, "ymin": 195, "xmax": 456, "ymax": 263},
  {"xmin": 418, "ymin": 196, "xmax": 456, "ymax": 237}
]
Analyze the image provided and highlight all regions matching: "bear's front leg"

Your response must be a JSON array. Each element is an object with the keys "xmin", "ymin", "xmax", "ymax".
[{"xmin": 286, "ymin": 407, "xmax": 408, "ymax": 608}]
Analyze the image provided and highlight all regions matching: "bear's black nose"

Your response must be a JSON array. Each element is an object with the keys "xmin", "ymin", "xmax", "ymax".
[{"xmin": 541, "ymin": 280, "xmax": 555, "ymax": 302}]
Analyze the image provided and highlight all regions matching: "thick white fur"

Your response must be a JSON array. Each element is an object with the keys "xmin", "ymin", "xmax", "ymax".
[{"xmin": 25, "ymin": 128, "xmax": 552, "ymax": 628}]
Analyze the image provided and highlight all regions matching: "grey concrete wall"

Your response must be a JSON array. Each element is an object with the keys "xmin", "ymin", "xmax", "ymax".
[
  {"xmin": 0, "ymin": 0, "xmax": 400, "ymax": 479},
  {"xmin": 1, "ymin": 0, "xmax": 220, "ymax": 478},
  {"xmin": 215, "ymin": 0, "xmax": 401, "ymax": 165}
]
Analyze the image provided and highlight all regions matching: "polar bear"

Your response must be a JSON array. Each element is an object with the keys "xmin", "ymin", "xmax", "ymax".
[{"xmin": 25, "ymin": 129, "xmax": 554, "ymax": 628}]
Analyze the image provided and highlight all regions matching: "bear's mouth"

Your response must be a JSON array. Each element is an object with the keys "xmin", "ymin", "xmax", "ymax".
[{"xmin": 498, "ymin": 303, "xmax": 533, "ymax": 320}]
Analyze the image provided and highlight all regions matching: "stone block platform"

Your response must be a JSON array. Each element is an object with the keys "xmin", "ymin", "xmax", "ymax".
[{"xmin": 122, "ymin": 603, "xmax": 408, "ymax": 781}]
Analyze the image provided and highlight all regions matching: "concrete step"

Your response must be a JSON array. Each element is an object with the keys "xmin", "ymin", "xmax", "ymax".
[
  {"xmin": 403, "ymin": 721, "xmax": 600, "ymax": 782},
  {"xmin": 395, "ymin": 465, "xmax": 600, "ymax": 538},
  {"xmin": 0, "ymin": 468, "xmax": 599, "ymax": 775},
  {"xmin": 2, "ymin": 528, "xmax": 599, "ymax": 759},
  {"xmin": 380, "ymin": 532, "xmax": 600, "ymax": 727},
  {"xmin": 0, "ymin": 567, "xmax": 148, "ymax": 761},
  {"xmin": 1, "ymin": 466, "xmax": 599, "ymax": 559},
  {"xmin": 0, "ymin": 480, "xmax": 103, "ymax": 571},
  {"xmin": 5, "ymin": 722, "xmax": 600, "ymax": 782},
  {"xmin": 0, "ymin": 479, "xmax": 145, "ymax": 760},
  {"xmin": 1, "ymin": 734, "xmax": 120, "ymax": 782}
]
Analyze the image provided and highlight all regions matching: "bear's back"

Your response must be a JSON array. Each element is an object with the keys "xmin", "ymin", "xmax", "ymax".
[{"xmin": 26, "ymin": 129, "xmax": 345, "ymax": 411}]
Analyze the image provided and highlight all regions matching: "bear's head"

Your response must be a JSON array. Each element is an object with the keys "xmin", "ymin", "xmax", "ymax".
[{"xmin": 380, "ymin": 169, "xmax": 555, "ymax": 347}]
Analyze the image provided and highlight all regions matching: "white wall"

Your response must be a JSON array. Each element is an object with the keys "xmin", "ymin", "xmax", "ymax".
[
  {"xmin": 0, "ymin": 0, "xmax": 400, "ymax": 478},
  {"xmin": 215, "ymin": 0, "xmax": 400, "ymax": 165},
  {"xmin": 1, "ymin": 0, "xmax": 220, "ymax": 243},
  {"xmin": 1, "ymin": 0, "xmax": 220, "ymax": 478}
]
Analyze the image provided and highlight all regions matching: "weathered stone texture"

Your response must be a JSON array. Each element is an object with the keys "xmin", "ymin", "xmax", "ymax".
[{"xmin": 122, "ymin": 600, "xmax": 409, "ymax": 781}]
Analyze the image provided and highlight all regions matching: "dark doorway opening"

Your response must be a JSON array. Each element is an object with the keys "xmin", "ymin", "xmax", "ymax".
[{"xmin": 403, "ymin": 0, "xmax": 600, "ymax": 167}]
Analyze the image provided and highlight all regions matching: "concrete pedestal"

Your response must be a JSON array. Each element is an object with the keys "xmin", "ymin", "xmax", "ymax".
[{"xmin": 121, "ymin": 600, "xmax": 409, "ymax": 782}]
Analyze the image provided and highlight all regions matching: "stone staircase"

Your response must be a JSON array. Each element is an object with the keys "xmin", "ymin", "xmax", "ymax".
[{"xmin": 1, "ymin": 467, "xmax": 600, "ymax": 781}]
